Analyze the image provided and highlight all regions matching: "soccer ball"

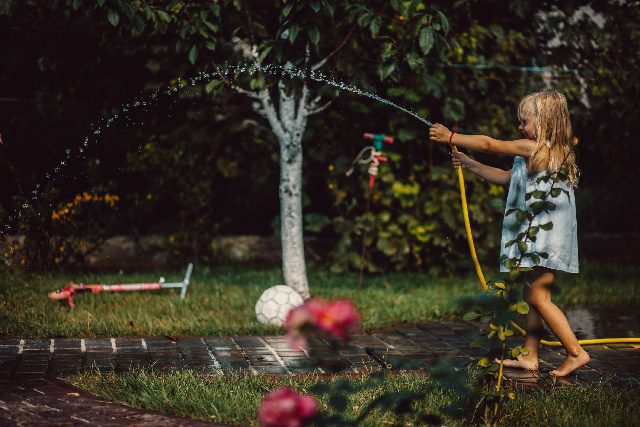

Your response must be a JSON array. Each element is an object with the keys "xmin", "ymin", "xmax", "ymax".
[{"xmin": 255, "ymin": 285, "xmax": 304, "ymax": 326}]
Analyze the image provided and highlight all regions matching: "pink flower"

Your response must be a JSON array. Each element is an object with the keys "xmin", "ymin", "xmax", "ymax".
[
  {"xmin": 284, "ymin": 304, "xmax": 315, "ymax": 350},
  {"xmin": 312, "ymin": 299, "xmax": 360, "ymax": 339},
  {"xmin": 285, "ymin": 298, "xmax": 360, "ymax": 348},
  {"xmin": 258, "ymin": 387, "xmax": 318, "ymax": 427}
]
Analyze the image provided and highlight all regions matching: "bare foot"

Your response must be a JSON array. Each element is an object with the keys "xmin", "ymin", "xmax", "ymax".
[
  {"xmin": 550, "ymin": 349, "xmax": 590, "ymax": 377},
  {"xmin": 496, "ymin": 354, "xmax": 538, "ymax": 371}
]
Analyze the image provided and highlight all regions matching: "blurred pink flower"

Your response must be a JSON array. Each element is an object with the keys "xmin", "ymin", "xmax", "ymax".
[
  {"xmin": 258, "ymin": 387, "xmax": 318, "ymax": 427},
  {"xmin": 313, "ymin": 299, "xmax": 360, "ymax": 339},
  {"xmin": 284, "ymin": 304, "xmax": 315, "ymax": 350},
  {"xmin": 285, "ymin": 298, "xmax": 360, "ymax": 349}
]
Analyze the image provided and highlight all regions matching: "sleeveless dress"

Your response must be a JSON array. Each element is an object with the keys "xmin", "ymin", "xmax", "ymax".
[{"xmin": 499, "ymin": 154, "xmax": 579, "ymax": 273}]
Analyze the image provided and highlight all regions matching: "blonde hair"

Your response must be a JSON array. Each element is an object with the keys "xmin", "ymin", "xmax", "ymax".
[{"xmin": 517, "ymin": 90, "xmax": 579, "ymax": 185}]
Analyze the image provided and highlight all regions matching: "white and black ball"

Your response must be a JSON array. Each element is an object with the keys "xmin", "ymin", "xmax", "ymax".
[{"xmin": 255, "ymin": 285, "xmax": 304, "ymax": 326}]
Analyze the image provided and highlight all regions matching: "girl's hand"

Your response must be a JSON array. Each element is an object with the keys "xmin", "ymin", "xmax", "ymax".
[
  {"xmin": 451, "ymin": 150, "xmax": 473, "ymax": 169},
  {"xmin": 428, "ymin": 123, "xmax": 451, "ymax": 144}
]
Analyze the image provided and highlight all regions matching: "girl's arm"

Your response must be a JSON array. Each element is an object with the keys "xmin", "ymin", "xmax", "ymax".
[
  {"xmin": 451, "ymin": 151, "xmax": 511, "ymax": 185},
  {"xmin": 429, "ymin": 123, "xmax": 535, "ymax": 157}
]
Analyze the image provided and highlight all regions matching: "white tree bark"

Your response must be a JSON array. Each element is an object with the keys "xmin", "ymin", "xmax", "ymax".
[{"xmin": 254, "ymin": 80, "xmax": 312, "ymax": 299}]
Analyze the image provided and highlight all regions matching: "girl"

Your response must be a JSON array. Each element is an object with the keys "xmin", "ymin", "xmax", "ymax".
[{"xmin": 428, "ymin": 90, "xmax": 589, "ymax": 377}]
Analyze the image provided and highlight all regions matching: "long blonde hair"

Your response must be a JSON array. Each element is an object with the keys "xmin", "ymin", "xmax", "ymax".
[{"xmin": 517, "ymin": 90, "xmax": 579, "ymax": 185}]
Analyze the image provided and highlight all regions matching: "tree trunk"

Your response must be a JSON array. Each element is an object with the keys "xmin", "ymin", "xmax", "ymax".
[
  {"xmin": 254, "ymin": 78, "xmax": 316, "ymax": 300},
  {"xmin": 278, "ymin": 131, "xmax": 309, "ymax": 299}
]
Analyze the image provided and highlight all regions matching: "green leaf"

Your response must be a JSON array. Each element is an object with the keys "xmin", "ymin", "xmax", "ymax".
[
  {"xmin": 157, "ymin": 10, "xmax": 171, "ymax": 22},
  {"xmin": 463, "ymin": 311, "xmax": 481, "ymax": 321},
  {"xmin": 308, "ymin": 26, "xmax": 320, "ymax": 46},
  {"xmin": 250, "ymin": 77, "xmax": 264, "ymax": 90},
  {"xmin": 72, "ymin": 0, "xmax": 83, "ymax": 10},
  {"xmin": 188, "ymin": 45, "xmax": 198, "ymax": 64},
  {"xmin": 540, "ymin": 222, "xmax": 553, "ymax": 231},
  {"xmin": 436, "ymin": 10, "xmax": 449, "ymax": 35},
  {"xmin": 378, "ymin": 61, "xmax": 396, "ymax": 81},
  {"xmin": 419, "ymin": 27, "xmax": 434, "ymax": 54},
  {"xmin": 505, "ymin": 208, "xmax": 519, "ymax": 217},
  {"xmin": 538, "ymin": 252, "xmax": 549, "ymax": 259},
  {"xmin": 321, "ymin": 0, "xmax": 334, "ymax": 17},
  {"xmin": 107, "ymin": 9, "xmax": 120, "ymax": 26},
  {"xmin": 288, "ymin": 24, "xmax": 300, "ymax": 44},
  {"xmin": 204, "ymin": 21, "xmax": 218, "ymax": 33},
  {"xmin": 516, "ymin": 210, "xmax": 530, "ymax": 222},
  {"xmin": 205, "ymin": 80, "xmax": 223, "ymax": 94},
  {"xmin": 310, "ymin": 0, "xmax": 321, "ymax": 13},
  {"xmin": 405, "ymin": 52, "xmax": 423, "ymax": 71},
  {"xmin": 551, "ymin": 188, "xmax": 562, "ymax": 197},
  {"xmin": 497, "ymin": 327, "xmax": 506, "ymax": 341},
  {"xmin": 370, "ymin": 16, "xmax": 381, "ymax": 37},
  {"xmin": 282, "ymin": 1, "xmax": 294, "ymax": 17},
  {"xmin": 259, "ymin": 46, "xmax": 273, "ymax": 63},
  {"xmin": 513, "ymin": 301, "xmax": 529, "ymax": 314},
  {"xmin": 488, "ymin": 24, "xmax": 504, "ymax": 39},
  {"xmin": 517, "ymin": 241, "xmax": 528, "ymax": 254},
  {"xmin": 527, "ymin": 227, "xmax": 539, "ymax": 238},
  {"xmin": 205, "ymin": 41, "xmax": 216, "ymax": 51}
]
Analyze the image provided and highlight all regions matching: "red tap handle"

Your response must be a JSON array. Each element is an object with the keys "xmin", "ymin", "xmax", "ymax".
[{"xmin": 363, "ymin": 133, "xmax": 394, "ymax": 144}]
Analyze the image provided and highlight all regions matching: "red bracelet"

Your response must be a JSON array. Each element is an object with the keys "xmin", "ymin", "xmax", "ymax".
[{"xmin": 449, "ymin": 130, "xmax": 456, "ymax": 148}]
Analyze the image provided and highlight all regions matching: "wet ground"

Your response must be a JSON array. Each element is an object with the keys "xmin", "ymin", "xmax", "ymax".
[
  {"xmin": 565, "ymin": 307, "xmax": 640, "ymax": 341},
  {"xmin": 1, "ymin": 313, "xmax": 638, "ymax": 425}
]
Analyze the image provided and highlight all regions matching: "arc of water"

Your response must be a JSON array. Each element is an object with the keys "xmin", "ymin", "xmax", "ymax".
[{"xmin": 2, "ymin": 62, "xmax": 434, "ymax": 236}]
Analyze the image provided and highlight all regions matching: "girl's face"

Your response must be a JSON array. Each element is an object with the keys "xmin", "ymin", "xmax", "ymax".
[{"xmin": 519, "ymin": 116, "xmax": 536, "ymax": 140}]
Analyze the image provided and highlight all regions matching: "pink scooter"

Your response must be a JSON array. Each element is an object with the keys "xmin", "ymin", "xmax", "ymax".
[{"xmin": 48, "ymin": 263, "xmax": 193, "ymax": 309}]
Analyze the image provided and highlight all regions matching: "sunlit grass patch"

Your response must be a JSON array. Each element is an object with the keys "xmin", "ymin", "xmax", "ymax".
[
  {"xmin": 1, "ymin": 259, "xmax": 638, "ymax": 338},
  {"xmin": 67, "ymin": 368, "xmax": 640, "ymax": 426}
]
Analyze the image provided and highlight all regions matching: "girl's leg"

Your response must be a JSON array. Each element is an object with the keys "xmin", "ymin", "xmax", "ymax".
[
  {"xmin": 527, "ymin": 267, "xmax": 589, "ymax": 376},
  {"xmin": 501, "ymin": 286, "xmax": 542, "ymax": 370}
]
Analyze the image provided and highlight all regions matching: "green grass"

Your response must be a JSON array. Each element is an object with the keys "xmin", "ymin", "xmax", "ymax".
[
  {"xmin": 1, "ymin": 259, "xmax": 638, "ymax": 338},
  {"xmin": 68, "ymin": 369, "xmax": 640, "ymax": 426}
]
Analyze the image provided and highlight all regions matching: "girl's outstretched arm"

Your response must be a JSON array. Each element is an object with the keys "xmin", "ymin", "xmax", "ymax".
[
  {"xmin": 429, "ymin": 123, "xmax": 535, "ymax": 157},
  {"xmin": 451, "ymin": 151, "xmax": 511, "ymax": 185}
]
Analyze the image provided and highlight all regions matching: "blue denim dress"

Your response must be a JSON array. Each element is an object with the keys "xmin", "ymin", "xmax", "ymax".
[{"xmin": 499, "ymin": 156, "xmax": 579, "ymax": 273}]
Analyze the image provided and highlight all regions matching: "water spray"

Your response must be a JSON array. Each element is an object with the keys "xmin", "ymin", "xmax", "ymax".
[{"xmin": 47, "ymin": 263, "xmax": 193, "ymax": 309}]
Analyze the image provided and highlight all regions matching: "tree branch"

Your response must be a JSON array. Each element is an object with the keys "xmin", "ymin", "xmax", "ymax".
[
  {"xmin": 307, "ymin": 100, "xmax": 333, "ymax": 116},
  {"xmin": 258, "ymin": 88, "xmax": 287, "ymax": 141},
  {"xmin": 311, "ymin": 18, "xmax": 360, "ymax": 71}
]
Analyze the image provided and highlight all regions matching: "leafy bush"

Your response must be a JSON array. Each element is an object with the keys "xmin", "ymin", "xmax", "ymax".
[{"xmin": 324, "ymin": 144, "xmax": 505, "ymax": 275}]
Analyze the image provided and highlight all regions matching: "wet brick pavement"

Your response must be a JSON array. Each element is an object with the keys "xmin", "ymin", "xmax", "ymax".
[{"xmin": 1, "ymin": 321, "xmax": 639, "ymax": 424}]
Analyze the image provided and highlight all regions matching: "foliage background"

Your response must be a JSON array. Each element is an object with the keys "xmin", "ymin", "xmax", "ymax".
[{"xmin": 1, "ymin": 0, "xmax": 638, "ymax": 271}]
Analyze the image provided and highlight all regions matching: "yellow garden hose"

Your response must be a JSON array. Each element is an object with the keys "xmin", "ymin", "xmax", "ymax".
[{"xmin": 452, "ymin": 146, "xmax": 640, "ymax": 346}]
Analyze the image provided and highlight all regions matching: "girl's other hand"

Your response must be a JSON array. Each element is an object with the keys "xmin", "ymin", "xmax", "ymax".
[
  {"xmin": 451, "ymin": 150, "xmax": 472, "ymax": 169},
  {"xmin": 428, "ymin": 123, "xmax": 451, "ymax": 144}
]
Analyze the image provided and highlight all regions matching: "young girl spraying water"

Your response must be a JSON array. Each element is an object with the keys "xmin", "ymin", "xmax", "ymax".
[{"xmin": 429, "ymin": 90, "xmax": 589, "ymax": 377}]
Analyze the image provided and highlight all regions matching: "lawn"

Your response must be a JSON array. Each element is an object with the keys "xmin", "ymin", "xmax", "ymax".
[
  {"xmin": 68, "ymin": 369, "xmax": 640, "ymax": 426},
  {"xmin": 1, "ymin": 259, "xmax": 638, "ymax": 338}
]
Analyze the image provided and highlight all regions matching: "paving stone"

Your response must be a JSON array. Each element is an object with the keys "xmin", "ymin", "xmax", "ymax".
[
  {"xmin": 23, "ymin": 339, "xmax": 51, "ymax": 351},
  {"xmin": 0, "ymin": 378, "xmax": 229, "ymax": 425}
]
